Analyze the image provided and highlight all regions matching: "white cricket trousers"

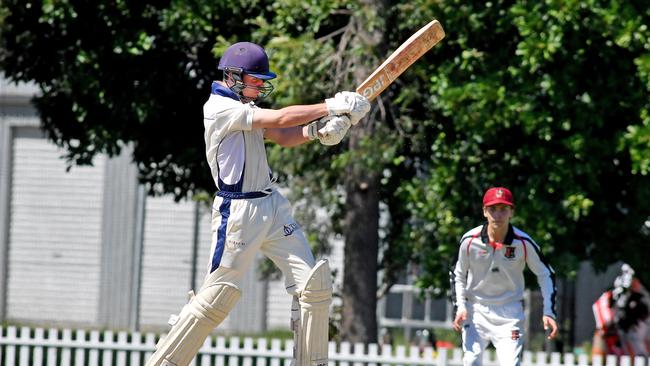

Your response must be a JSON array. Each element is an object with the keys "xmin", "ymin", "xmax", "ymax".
[
  {"xmin": 204, "ymin": 190, "xmax": 316, "ymax": 297},
  {"xmin": 462, "ymin": 301, "xmax": 525, "ymax": 366}
]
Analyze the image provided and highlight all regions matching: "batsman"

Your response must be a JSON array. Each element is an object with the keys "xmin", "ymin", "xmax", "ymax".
[{"xmin": 144, "ymin": 41, "xmax": 370, "ymax": 366}]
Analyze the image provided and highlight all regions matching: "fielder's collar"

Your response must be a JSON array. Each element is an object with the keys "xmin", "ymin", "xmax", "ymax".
[{"xmin": 480, "ymin": 223, "xmax": 515, "ymax": 245}]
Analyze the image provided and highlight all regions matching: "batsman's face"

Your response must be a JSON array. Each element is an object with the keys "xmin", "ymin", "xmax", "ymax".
[
  {"xmin": 483, "ymin": 204, "xmax": 513, "ymax": 228},
  {"xmin": 242, "ymin": 74, "xmax": 264, "ymax": 99}
]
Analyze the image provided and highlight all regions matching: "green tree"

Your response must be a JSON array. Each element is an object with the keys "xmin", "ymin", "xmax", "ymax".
[
  {"xmin": 397, "ymin": 0, "xmax": 650, "ymax": 291},
  {"xmin": 1, "ymin": 0, "xmax": 649, "ymax": 346},
  {"xmin": 0, "ymin": 0, "xmax": 392, "ymax": 342}
]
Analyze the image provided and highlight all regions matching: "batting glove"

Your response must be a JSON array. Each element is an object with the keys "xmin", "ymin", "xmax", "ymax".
[
  {"xmin": 305, "ymin": 118, "xmax": 326, "ymax": 140},
  {"xmin": 306, "ymin": 115, "xmax": 351, "ymax": 145},
  {"xmin": 325, "ymin": 91, "xmax": 371, "ymax": 125}
]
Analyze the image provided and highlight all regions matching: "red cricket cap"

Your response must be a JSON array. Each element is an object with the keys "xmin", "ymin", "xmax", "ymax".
[{"xmin": 483, "ymin": 187, "xmax": 514, "ymax": 207}]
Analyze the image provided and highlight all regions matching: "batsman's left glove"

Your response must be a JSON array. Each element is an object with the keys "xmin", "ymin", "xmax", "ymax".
[
  {"xmin": 306, "ymin": 115, "xmax": 351, "ymax": 146},
  {"xmin": 326, "ymin": 91, "xmax": 370, "ymax": 125}
]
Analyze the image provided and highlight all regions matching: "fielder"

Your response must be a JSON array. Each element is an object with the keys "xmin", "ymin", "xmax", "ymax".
[
  {"xmin": 450, "ymin": 187, "xmax": 558, "ymax": 366},
  {"xmin": 145, "ymin": 41, "xmax": 370, "ymax": 366}
]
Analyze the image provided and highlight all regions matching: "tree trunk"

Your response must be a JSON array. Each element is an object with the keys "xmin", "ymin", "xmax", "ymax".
[
  {"xmin": 341, "ymin": 127, "xmax": 380, "ymax": 343},
  {"xmin": 340, "ymin": 2, "xmax": 387, "ymax": 343}
]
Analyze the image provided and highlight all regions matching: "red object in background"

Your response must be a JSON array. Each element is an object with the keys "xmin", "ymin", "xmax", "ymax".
[
  {"xmin": 436, "ymin": 340, "xmax": 455, "ymax": 349},
  {"xmin": 593, "ymin": 291, "xmax": 614, "ymax": 331}
]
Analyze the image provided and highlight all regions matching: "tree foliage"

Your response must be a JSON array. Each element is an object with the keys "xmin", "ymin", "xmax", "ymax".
[
  {"xmin": 1, "ymin": 0, "xmax": 649, "ymax": 342},
  {"xmin": 392, "ymin": 0, "xmax": 650, "ymax": 289}
]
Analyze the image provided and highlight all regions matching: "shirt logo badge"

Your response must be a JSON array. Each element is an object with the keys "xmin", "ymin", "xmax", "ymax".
[
  {"xmin": 511, "ymin": 329, "xmax": 521, "ymax": 340},
  {"xmin": 284, "ymin": 223, "xmax": 299, "ymax": 236},
  {"xmin": 504, "ymin": 246, "xmax": 516, "ymax": 259}
]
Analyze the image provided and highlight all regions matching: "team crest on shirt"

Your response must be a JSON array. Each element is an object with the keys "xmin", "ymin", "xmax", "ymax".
[
  {"xmin": 504, "ymin": 246, "xmax": 516, "ymax": 259},
  {"xmin": 284, "ymin": 223, "xmax": 299, "ymax": 236},
  {"xmin": 511, "ymin": 329, "xmax": 521, "ymax": 340}
]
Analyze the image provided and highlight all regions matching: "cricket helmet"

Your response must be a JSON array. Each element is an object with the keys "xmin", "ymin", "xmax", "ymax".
[{"xmin": 218, "ymin": 42, "xmax": 277, "ymax": 80}]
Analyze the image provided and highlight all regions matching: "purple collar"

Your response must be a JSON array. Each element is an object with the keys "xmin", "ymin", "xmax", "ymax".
[{"xmin": 211, "ymin": 81, "xmax": 239, "ymax": 101}]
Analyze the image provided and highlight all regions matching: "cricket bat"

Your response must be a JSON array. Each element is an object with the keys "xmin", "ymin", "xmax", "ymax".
[{"xmin": 356, "ymin": 19, "xmax": 445, "ymax": 101}]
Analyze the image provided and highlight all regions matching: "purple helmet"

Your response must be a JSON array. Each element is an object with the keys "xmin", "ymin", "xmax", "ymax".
[{"xmin": 218, "ymin": 42, "xmax": 277, "ymax": 80}]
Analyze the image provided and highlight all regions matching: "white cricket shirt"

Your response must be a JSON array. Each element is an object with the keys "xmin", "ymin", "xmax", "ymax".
[{"xmin": 451, "ymin": 223, "xmax": 557, "ymax": 318}]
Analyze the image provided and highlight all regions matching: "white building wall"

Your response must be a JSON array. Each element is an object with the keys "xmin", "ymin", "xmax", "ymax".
[
  {"xmin": 139, "ymin": 196, "xmax": 196, "ymax": 329},
  {"xmin": 0, "ymin": 78, "xmax": 267, "ymax": 333},
  {"xmin": 7, "ymin": 129, "xmax": 105, "ymax": 325}
]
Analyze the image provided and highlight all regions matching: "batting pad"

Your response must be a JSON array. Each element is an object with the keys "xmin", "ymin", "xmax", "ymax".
[
  {"xmin": 293, "ymin": 260, "xmax": 332, "ymax": 366},
  {"xmin": 146, "ymin": 282, "xmax": 241, "ymax": 366}
]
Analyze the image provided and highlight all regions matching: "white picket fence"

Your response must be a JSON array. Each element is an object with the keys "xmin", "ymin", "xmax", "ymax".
[{"xmin": 0, "ymin": 326, "xmax": 647, "ymax": 366}]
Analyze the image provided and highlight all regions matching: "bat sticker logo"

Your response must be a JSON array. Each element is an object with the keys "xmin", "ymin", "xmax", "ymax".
[
  {"xmin": 361, "ymin": 74, "xmax": 387, "ymax": 98},
  {"xmin": 356, "ymin": 19, "xmax": 445, "ymax": 101}
]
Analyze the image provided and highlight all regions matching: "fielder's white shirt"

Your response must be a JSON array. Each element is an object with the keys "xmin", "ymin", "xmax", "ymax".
[
  {"xmin": 451, "ymin": 223, "xmax": 557, "ymax": 318},
  {"xmin": 203, "ymin": 83, "xmax": 273, "ymax": 193}
]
